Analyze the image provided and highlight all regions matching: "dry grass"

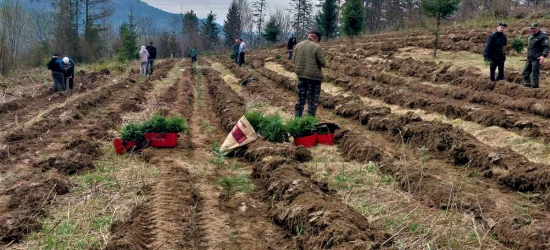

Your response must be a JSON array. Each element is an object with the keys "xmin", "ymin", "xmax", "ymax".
[
  {"xmin": 11, "ymin": 146, "xmax": 159, "ymax": 250},
  {"xmin": 396, "ymin": 47, "xmax": 526, "ymax": 72},
  {"xmin": 302, "ymin": 146, "xmax": 504, "ymax": 250}
]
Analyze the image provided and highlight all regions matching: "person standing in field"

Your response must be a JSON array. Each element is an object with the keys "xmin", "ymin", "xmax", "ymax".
[
  {"xmin": 232, "ymin": 39, "xmax": 240, "ymax": 64},
  {"xmin": 191, "ymin": 48, "xmax": 198, "ymax": 63},
  {"xmin": 62, "ymin": 57, "xmax": 76, "ymax": 90},
  {"xmin": 139, "ymin": 46, "xmax": 149, "ymax": 77},
  {"xmin": 47, "ymin": 53, "xmax": 66, "ymax": 93},
  {"xmin": 522, "ymin": 23, "xmax": 550, "ymax": 88},
  {"xmin": 238, "ymin": 38, "xmax": 246, "ymax": 67},
  {"xmin": 287, "ymin": 36, "xmax": 297, "ymax": 60},
  {"xmin": 146, "ymin": 41, "xmax": 157, "ymax": 75},
  {"xmin": 483, "ymin": 23, "xmax": 507, "ymax": 83},
  {"xmin": 293, "ymin": 31, "xmax": 326, "ymax": 117}
]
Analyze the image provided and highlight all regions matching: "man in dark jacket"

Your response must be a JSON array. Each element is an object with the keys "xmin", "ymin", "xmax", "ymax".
[
  {"xmin": 287, "ymin": 36, "xmax": 297, "ymax": 60},
  {"xmin": 146, "ymin": 41, "xmax": 157, "ymax": 75},
  {"xmin": 62, "ymin": 57, "xmax": 76, "ymax": 90},
  {"xmin": 522, "ymin": 23, "xmax": 550, "ymax": 88},
  {"xmin": 293, "ymin": 31, "xmax": 326, "ymax": 117},
  {"xmin": 47, "ymin": 53, "xmax": 66, "ymax": 93},
  {"xmin": 484, "ymin": 23, "xmax": 507, "ymax": 82},
  {"xmin": 232, "ymin": 39, "xmax": 240, "ymax": 64}
]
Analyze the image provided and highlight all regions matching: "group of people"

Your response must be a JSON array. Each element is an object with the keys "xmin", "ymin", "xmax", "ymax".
[
  {"xmin": 484, "ymin": 22, "xmax": 549, "ymax": 88},
  {"xmin": 47, "ymin": 53, "xmax": 75, "ymax": 93},
  {"xmin": 139, "ymin": 41, "xmax": 157, "ymax": 77},
  {"xmin": 232, "ymin": 38, "xmax": 247, "ymax": 67}
]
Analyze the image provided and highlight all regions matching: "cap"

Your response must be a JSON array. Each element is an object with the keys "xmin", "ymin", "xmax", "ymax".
[
  {"xmin": 52, "ymin": 53, "xmax": 59, "ymax": 57},
  {"xmin": 498, "ymin": 23, "xmax": 507, "ymax": 27},
  {"xmin": 530, "ymin": 23, "xmax": 539, "ymax": 29}
]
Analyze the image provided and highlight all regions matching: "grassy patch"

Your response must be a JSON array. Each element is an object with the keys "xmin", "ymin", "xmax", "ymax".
[{"xmin": 27, "ymin": 146, "xmax": 159, "ymax": 249}]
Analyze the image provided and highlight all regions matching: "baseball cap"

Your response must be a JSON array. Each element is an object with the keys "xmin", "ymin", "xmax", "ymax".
[
  {"xmin": 498, "ymin": 23, "xmax": 507, "ymax": 27},
  {"xmin": 530, "ymin": 23, "xmax": 539, "ymax": 29}
]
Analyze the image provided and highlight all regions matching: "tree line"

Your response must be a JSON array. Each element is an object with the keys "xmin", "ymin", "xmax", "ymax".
[{"xmin": 1, "ymin": 0, "xmax": 550, "ymax": 75}]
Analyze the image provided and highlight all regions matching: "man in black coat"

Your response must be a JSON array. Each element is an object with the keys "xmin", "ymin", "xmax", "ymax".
[
  {"xmin": 146, "ymin": 41, "xmax": 157, "ymax": 75},
  {"xmin": 483, "ymin": 23, "xmax": 508, "ymax": 82},
  {"xmin": 62, "ymin": 57, "xmax": 76, "ymax": 90},
  {"xmin": 287, "ymin": 36, "xmax": 297, "ymax": 60},
  {"xmin": 47, "ymin": 53, "xmax": 66, "ymax": 93}
]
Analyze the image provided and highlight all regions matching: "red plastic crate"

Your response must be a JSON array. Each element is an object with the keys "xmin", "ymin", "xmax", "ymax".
[
  {"xmin": 144, "ymin": 133, "xmax": 179, "ymax": 148},
  {"xmin": 317, "ymin": 133, "xmax": 335, "ymax": 146},
  {"xmin": 294, "ymin": 133, "xmax": 317, "ymax": 148}
]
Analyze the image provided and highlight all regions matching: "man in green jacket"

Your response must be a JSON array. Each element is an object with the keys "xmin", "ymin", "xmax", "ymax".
[
  {"xmin": 293, "ymin": 31, "xmax": 326, "ymax": 117},
  {"xmin": 522, "ymin": 23, "xmax": 550, "ymax": 88}
]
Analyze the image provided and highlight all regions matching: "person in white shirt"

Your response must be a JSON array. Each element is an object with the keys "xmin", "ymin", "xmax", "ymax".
[{"xmin": 239, "ymin": 39, "xmax": 246, "ymax": 67}]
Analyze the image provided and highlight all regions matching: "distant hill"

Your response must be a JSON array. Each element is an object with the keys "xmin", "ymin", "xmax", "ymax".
[{"xmin": 22, "ymin": 0, "xmax": 223, "ymax": 32}]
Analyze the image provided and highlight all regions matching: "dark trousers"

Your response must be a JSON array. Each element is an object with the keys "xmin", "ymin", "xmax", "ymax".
[
  {"xmin": 64, "ymin": 74, "xmax": 74, "ymax": 89},
  {"xmin": 522, "ymin": 59, "xmax": 541, "ymax": 88},
  {"xmin": 52, "ymin": 72, "xmax": 65, "ymax": 93},
  {"xmin": 295, "ymin": 78, "xmax": 322, "ymax": 117},
  {"xmin": 191, "ymin": 56, "xmax": 197, "ymax": 63},
  {"xmin": 489, "ymin": 60, "xmax": 505, "ymax": 82},
  {"xmin": 147, "ymin": 59, "xmax": 155, "ymax": 75},
  {"xmin": 288, "ymin": 50, "xmax": 293, "ymax": 60},
  {"xmin": 239, "ymin": 52, "xmax": 245, "ymax": 67}
]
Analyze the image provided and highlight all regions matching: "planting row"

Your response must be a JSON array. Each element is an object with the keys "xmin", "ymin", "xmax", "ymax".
[
  {"xmin": 241, "ymin": 60, "xmax": 550, "ymax": 249},
  {"xmin": 250, "ymin": 59, "xmax": 550, "ymax": 195},
  {"xmin": 0, "ymin": 60, "xmax": 178, "ymax": 244}
]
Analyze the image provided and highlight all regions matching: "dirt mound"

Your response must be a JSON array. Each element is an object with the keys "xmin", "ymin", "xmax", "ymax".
[
  {"xmin": 203, "ymin": 68, "xmax": 245, "ymax": 132},
  {"xmin": 243, "ymin": 140, "xmax": 312, "ymax": 163},
  {"xmin": 65, "ymin": 138, "xmax": 102, "ymax": 157},
  {"xmin": 252, "ymin": 161, "xmax": 392, "ymax": 249},
  {"xmin": 87, "ymin": 112, "xmax": 122, "ymax": 139},
  {"xmin": 334, "ymin": 129, "xmax": 383, "ymax": 162},
  {"xmin": 34, "ymin": 152, "xmax": 95, "ymax": 175},
  {"xmin": 1, "ymin": 176, "xmax": 71, "ymax": 243}
]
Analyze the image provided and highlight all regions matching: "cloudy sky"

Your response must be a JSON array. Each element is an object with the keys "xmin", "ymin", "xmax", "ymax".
[{"xmin": 142, "ymin": 0, "xmax": 291, "ymax": 20}]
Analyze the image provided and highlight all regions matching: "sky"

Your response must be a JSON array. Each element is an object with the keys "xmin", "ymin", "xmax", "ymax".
[{"xmin": 142, "ymin": 0, "xmax": 291, "ymax": 20}]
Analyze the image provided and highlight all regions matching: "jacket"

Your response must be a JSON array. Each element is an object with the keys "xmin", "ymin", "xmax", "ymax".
[
  {"xmin": 239, "ymin": 42, "xmax": 246, "ymax": 53},
  {"xmin": 139, "ymin": 46, "xmax": 149, "ymax": 63},
  {"xmin": 63, "ymin": 58, "xmax": 76, "ymax": 76},
  {"xmin": 287, "ymin": 37, "xmax": 297, "ymax": 50},
  {"xmin": 191, "ymin": 49, "xmax": 198, "ymax": 57},
  {"xmin": 47, "ymin": 58, "xmax": 65, "ymax": 73},
  {"xmin": 146, "ymin": 45, "xmax": 157, "ymax": 59},
  {"xmin": 483, "ymin": 32, "xmax": 507, "ymax": 62},
  {"xmin": 527, "ymin": 31, "xmax": 550, "ymax": 60},
  {"xmin": 293, "ymin": 38, "xmax": 326, "ymax": 81},
  {"xmin": 233, "ymin": 43, "xmax": 240, "ymax": 55}
]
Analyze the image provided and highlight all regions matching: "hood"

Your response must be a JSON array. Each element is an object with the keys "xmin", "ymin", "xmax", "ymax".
[{"xmin": 140, "ymin": 46, "xmax": 147, "ymax": 51}]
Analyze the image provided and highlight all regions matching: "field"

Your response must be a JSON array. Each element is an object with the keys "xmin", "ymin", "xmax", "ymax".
[{"xmin": 2, "ymin": 23, "xmax": 550, "ymax": 250}]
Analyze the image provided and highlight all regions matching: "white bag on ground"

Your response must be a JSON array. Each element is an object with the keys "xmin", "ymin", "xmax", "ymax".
[{"xmin": 220, "ymin": 116, "xmax": 258, "ymax": 155}]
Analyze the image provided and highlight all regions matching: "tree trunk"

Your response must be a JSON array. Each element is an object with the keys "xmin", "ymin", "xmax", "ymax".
[{"xmin": 433, "ymin": 16, "xmax": 440, "ymax": 58}]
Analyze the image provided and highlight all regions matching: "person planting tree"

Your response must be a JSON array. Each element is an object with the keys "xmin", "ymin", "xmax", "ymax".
[
  {"xmin": 522, "ymin": 23, "xmax": 550, "ymax": 89},
  {"xmin": 483, "ymin": 23, "xmax": 508, "ymax": 83},
  {"xmin": 47, "ymin": 53, "xmax": 66, "ymax": 93},
  {"xmin": 293, "ymin": 31, "xmax": 326, "ymax": 117}
]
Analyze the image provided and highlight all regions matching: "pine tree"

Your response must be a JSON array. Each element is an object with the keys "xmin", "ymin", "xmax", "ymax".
[
  {"xmin": 201, "ymin": 11, "xmax": 220, "ymax": 50},
  {"xmin": 224, "ymin": 0, "xmax": 242, "ymax": 47},
  {"xmin": 117, "ymin": 10, "xmax": 138, "ymax": 62},
  {"xmin": 316, "ymin": 0, "xmax": 338, "ymax": 39},
  {"xmin": 262, "ymin": 15, "xmax": 281, "ymax": 43},
  {"xmin": 422, "ymin": 0, "xmax": 461, "ymax": 57},
  {"xmin": 290, "ymin": 0, "xmax": 314, "ymax": 39},
  {"xmin": 182, "ymin": 10, "xmax": 200, "ymax": 55},
  {"xmin": 341, "ymin": 0, "xmax": 365, "ymax": 42}
]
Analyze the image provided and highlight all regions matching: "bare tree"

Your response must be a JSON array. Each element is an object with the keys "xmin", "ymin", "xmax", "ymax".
[
  {"xmin": 0, "ymin": 0, "xmax": 27, "ymax": 74},
  {"xmin": 272, "ymin": 7, "xmax": 294, "ymax": 42}
]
